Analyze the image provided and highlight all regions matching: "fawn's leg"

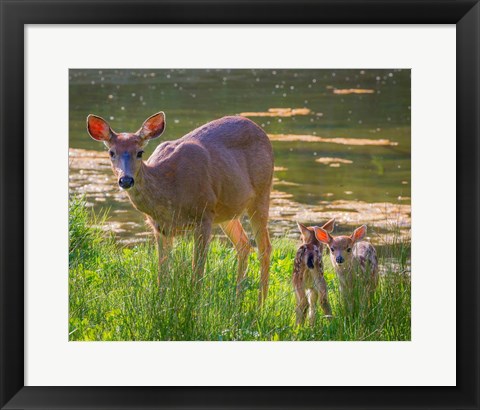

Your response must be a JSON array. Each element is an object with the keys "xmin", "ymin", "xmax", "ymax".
[
  {"xmin": 294, "ymin": 285, "xmax": 308, "ymax": 326},
  {"xmin": 314, "ymin": 276, "xmax": 332, "ymax": 317},
  {"xmin": 220, "ymin": 219, "xmax": 252, "ymax": 296},
  {"xmin": 306, "ymin": 289, "xmax": 318, "ymax": 326},
  {"xmin": 248, "ymin": 201, "xmax": 272, "ymax": 305},
  {"xmin": 337, "ymin": 272, "xmax": 353, "ymax": 313},
  {"xmin": 192, "ymin": 217, "xmax": 213, "ymax": 284}
]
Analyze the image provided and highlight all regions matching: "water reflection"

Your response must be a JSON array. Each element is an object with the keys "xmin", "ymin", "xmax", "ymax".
[{"xmin": 69, "ymin": 69, "xmax": 411, "ymax": 244}]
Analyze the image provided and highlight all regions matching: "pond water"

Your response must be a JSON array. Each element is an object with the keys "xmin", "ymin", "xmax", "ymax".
[{"xmin": 69, "ymin": 69, "xmax": 411, "ymax": 245}]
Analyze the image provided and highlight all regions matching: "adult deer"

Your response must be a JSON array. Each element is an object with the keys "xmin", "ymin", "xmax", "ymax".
[{"xmin": 86, "ymin": 112, "xmax": 274, "ymax": 303}]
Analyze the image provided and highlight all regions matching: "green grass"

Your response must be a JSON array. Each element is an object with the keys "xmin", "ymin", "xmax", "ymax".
[{"xmin": 69, "ymin": 196, "xmax": 411, "ymax": 341}]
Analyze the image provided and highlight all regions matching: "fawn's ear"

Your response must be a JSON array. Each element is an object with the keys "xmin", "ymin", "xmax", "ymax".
[
  {"xmin": 314, "ymin": 227, "xmax": 332, "ymax": 245},
  {"xmin": 87, "ymin": 115, "xmax": 113, "ymax": 142},
  {"xmin": 139, "ymin": 112, "xmax": 165, "ymax": 140},
  {"xmin": 321, "ymin": 218, "xmax": 335, "ymax": 233},
  {"xmin": 297, "ymin": 222, "xmax": 314, "ymax": 243},
  {"xmin": 351, "ymin": 225, "xmax": 367, "ymax": 243}
]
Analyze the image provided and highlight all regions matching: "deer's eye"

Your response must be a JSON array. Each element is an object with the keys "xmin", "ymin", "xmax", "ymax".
[
  {"xmin": 136, "ymin": 150, "xmax": 144, "ymax": 159},
  {"xmin": 347, "ymin": 248, "xmax": 352, "ymax": 253},
  {"xmin": 109, "ymin": 150, "xmax": 115, "ymax": 158},
  {"xmin": 330, "ymin": 247, "xmax": 335, "ymax": 252}
]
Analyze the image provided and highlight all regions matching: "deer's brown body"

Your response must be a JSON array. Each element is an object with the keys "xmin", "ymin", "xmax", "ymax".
[{"xmin": 87, "ymin": 113, "xmax": 274, "ymax": 303}]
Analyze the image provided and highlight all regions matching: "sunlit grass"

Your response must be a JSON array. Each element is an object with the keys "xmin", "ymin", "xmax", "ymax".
[{"xmin": 69, "ymin": 196, "xmax": 411, "ymax": 341}]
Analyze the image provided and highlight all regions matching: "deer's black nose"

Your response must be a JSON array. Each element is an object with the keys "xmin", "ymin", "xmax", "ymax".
[
  {"xmin": 336, "ymin": 255, "xmax": 344, "ymax": 264},
  {"xmin": 119, "ymin": 176, "xmax": 134, "ymax": 189}
]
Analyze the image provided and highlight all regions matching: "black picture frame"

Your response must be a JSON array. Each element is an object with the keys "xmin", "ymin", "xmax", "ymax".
[{"xmin": 1, "ymin": 1, "xmax": 479, "ymax": 409}]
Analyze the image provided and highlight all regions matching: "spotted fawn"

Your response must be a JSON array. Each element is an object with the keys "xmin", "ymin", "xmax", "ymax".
[
  {"xmin": 313, "ymin": 224, "xmax": 379, "ymax": 299},
  {"xmin": 293, "ymin": 222, "xmax": 333, "ymax": 326}
]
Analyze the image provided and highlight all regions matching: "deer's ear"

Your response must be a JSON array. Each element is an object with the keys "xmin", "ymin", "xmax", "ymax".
[
  {"xmin": 321, "ymin": 218, "xmax": 335, "ymax": 233},
  {"xmin": 351, "ymin": 225, "xmax": 367, "ymax": 243},
  {"xmin": 314, "ymin": 227, "xmax": 332, "ymax": 245},
  {"xmin": 139, "ymin": 112, "xmax": 165, "ymax": 140},
  {"xmin": 297, "ymin": 222, "xmax": 314, "ymax": 243},
  {"xmin": 87, "ymin": 115, "xmax": 112, "ymax": 142}
]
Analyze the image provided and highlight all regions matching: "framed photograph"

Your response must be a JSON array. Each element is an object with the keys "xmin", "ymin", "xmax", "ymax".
[{"xmin": 1, "ymin": 0, "xmax": 478, "ymax": 409}]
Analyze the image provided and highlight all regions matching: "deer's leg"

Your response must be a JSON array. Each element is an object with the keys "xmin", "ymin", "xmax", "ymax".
[
  {"xmin": 294, "ymin": 285, "xmax": 308, "ymax": 326},
  {"xmin": 220, "ymin": 219, "xmax": 252, "ymax": 296},
  {"xmin": 314, "ymin": 276, "xmax": 332, "ymax": 317},
  {"xmin": 337, "ymin": 273, "xmax": 354, "ymax": 313},
  {"xmin": 158, "ymin": 234, "xmax": 173, "ymax": 265},
  {"xmin": 337, "ymin": 272, "xmax": 348, "ymax": 297},
  {"xmin": 148, "ymin": 219, "xmax": 173, "ymax": 285},
  {"xmin": 306, "ymin": 289, "xmax": 318, "ymax": 326},
  {"xmin": 192, "ymin": 218, "xmax": 213, "ymax": 284},
  {"xmin": 248, "ymin": 204, "xmax": 272, "ymax": 305}
]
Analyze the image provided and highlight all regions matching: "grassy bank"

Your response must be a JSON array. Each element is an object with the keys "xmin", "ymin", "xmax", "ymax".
[{"xmin": 69, "ymin": 197, "xmax": 411, "ymax": 341}]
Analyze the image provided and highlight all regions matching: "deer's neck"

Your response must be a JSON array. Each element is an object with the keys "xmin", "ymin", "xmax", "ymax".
[
  {"xmin": 331, "ymin": 257, "xmax": 354, "ymax": 276},
  {"xmin": 126, "ymin": 162, "xmax": 174, "ymax": 225}
]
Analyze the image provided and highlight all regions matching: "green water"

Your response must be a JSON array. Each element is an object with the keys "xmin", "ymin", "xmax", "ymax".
[{"xmin": 69, "ymin": 69, "xmax": 410, "ymax": 238}]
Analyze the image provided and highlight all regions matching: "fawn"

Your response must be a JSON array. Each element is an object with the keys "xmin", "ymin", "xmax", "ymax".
[
  {"xmin": 292, "ymin": 221, "xmax": 334, "ymax": 325},
  {"xmin": 313, "ymin": 224, "xmax": 379, "ymax": 299},
  {"xmin": 87, "ymin": 112, "xmax": 274, "ymax": 303}
]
